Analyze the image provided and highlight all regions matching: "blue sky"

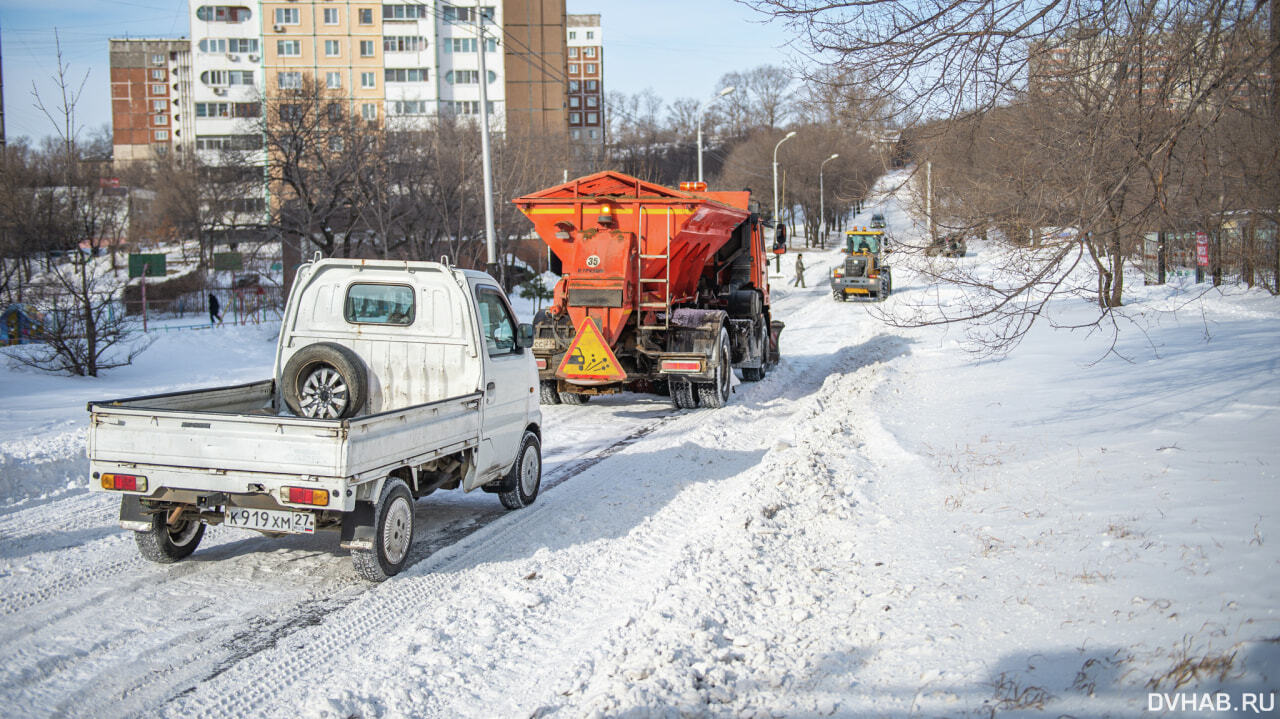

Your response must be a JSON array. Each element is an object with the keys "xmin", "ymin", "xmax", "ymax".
[{"xmin": 0, "ymin": 0, "xmax": 799, "ymax": 144}]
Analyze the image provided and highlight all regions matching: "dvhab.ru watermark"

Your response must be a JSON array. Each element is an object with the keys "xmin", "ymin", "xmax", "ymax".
[{"xmin": 1148, "ymin": 692, "xmax": 1276, "ymax": 714}]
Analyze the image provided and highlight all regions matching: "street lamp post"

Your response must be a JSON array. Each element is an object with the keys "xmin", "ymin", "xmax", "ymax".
[
  {"xmin": 696, "ymin": 86, "xmax": 735, "ymax": 184},
  {"xmin": 475, "ymin": 2, "xmax": 498, "ymax": 278},
  {"xmin": 818, "ymin": 153, "xmax": 839, "ymax": 248},
  {"xmin": 771, "ymin": 130, "xmax": 797, "ymax": 227}
]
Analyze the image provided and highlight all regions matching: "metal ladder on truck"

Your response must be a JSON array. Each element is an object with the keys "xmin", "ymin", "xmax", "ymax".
[{"xmin": 637, "ymin": 207, "xmax": 673, "ymax": 331}]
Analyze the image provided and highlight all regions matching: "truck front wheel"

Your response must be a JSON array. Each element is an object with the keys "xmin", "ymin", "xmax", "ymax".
[
  {"xmin": 135, "ymin": 506, "xmax": 205, "ymax": 563},
  {"xmin": 352, "ymin": 478, "xmax": 415, "ymax": 582},
  {"xmin": 499, "ymin": 431, "xmax": 542, "ymax": 510}
]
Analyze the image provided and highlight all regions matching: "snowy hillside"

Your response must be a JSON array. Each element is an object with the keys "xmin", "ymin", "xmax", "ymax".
[{"xmin": 0, "ymin": 173, "xmax": 1276, "ymax": 717}]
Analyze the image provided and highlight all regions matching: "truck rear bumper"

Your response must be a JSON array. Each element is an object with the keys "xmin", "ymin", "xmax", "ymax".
[{"xmin": 90, "ymin": 460, "xmax": 355, "ymax": 513}]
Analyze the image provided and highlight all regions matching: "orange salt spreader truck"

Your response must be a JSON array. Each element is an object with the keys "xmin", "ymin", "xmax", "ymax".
[{"xmin": 515, "ymin": 171, "xmax": 783, "ymax": 410}]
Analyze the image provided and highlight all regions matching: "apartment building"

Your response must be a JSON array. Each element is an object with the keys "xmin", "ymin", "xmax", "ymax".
[
  {"xmin": 108, "ymin": 39, "xmax": 193, "ymax": 163},
  {"xmin": 565, "ymin": 13, "xmax": 602, "ymax": 143}
]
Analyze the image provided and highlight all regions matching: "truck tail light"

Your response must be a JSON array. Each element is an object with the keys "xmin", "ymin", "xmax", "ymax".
[
  {"xmin": 535, "ymin": 358, "xmax": 547, "ymax": 369},
  {"xmin": 661, "ymin": 359, "xmax": 702, "ymax": 373},
  {"xmin": 102, "ymin": 473, "xmax": 147, "ymax": 492},
  {"xmin": 282, "ymin": 487, "xmax": 329, "ymax": 506}
]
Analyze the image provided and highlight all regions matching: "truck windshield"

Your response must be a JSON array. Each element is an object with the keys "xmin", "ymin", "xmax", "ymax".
[{"xmin": 847, "ymin": 234, "xmax": 879, "ymax": 253}]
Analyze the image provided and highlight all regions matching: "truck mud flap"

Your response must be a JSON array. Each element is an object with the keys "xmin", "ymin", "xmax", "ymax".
[
  {"xmin": 119, "ymin": 494, "xmax": 152, "ymax": 532},
  {"xmin": 339, "ymin": 501, "xmax": 377, "ymax": 551},
  {"xmin": 769, "ymin": 320, "xmax": 786, "ymax": 364}
]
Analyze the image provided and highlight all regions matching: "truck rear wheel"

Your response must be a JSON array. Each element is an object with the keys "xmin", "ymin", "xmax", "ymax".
[
  {"xmin": 670, "ymin": 378, "xmax": 697, "ymax": 409},
  {"xmin": 352, "ymin": 478, "xmax": 415, "ymax": 582},
  {"xmin": 539, "ymin": 380, "xmax": 561, "ymax": 405},
  {"xmin": 696, "ymin": 327, "xmax": 732, "ymax": 408},
  {"xmin": 740, "ymin": 322, "xmax": 769, "ymax": 382},
  {"xmin": 135, "ymin": 506, "xmax": 205, "ymax": 564},
  {"xmin": 558, "ymin": 391, "xmax": 590, "ymax": 405},
  {"xmin": 282, "ymin": 342, "xmax": 368, "ymax": 419},
  {"xmin": 499, "ymin": 431, "xmax": 542, "ymax": 510}
]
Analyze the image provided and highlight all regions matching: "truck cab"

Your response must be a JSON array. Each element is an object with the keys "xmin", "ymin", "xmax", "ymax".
[{"xmin": 831, "ymin": 230, "xmax": 892, "ymax": 302}]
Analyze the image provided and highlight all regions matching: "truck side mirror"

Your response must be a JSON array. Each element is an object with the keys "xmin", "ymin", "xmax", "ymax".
[{"xmin": 516, "ymin": 323, "xmax": 535, "ymax": 349}]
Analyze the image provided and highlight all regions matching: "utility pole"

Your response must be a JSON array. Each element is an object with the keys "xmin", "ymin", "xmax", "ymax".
[{"xmin": 475, "ymin": 2, "xmax": 498, "ymax": 279}]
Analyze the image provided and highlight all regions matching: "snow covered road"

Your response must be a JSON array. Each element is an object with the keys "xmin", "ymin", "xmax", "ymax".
[{"xmin": 1, "ymin": 176, "xmax": 1277, "ymax": 717}]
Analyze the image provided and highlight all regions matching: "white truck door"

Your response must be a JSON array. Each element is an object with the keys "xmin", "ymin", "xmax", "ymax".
[{"xmin": 471, "ymin": 283, "xmax": 529, "ymax": 481}]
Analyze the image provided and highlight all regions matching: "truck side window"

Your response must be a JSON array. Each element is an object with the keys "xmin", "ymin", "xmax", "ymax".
[
  {"xmin": 344, "ymin": 283, "xmax": 415, "ymax": 325},
  {"xmin": 475, "ymin": 287, "xmax": 516, "ymax": 356}
]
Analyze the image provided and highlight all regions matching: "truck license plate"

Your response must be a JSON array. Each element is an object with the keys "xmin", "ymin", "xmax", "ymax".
[
  {"xmin": 532, "ymin": 337, "xmax": 557, "ymax": 351},
  {"xmin": 225, "ymin": 507, "xmax": 315, "ymax": 534}
]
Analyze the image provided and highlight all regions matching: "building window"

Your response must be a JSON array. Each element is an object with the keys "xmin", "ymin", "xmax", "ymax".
[
  {"xmin": 586, "ymin": 31, "xmax": 594, "ymax": 39},
  {"xmin": 196, "ymin": 5, "xmax": 251, "ymax": 22},
  {"xmin": 197, "ymin": 102, "xmax": 228, "ymax": 117},
  {"xmin": 323, "ymin": 7, "xmax": 339, "ymax": 24},
  {"xmin": 585, "ymin": 63, "xmax": 597, "ymax": 74},
  {"xmin": 360, "ymin": 40, "xmax": 375, "ymax": 57},
  {"xmin": 228, "ymin": 38, "xmax": 258, "ymax": 53},
  {"xmin": 152, "ymin": 114, "xmax": 168, "ymax": 126},
  {"xmin": 569, "ymin": 80, "xmax": 580, "ymax": 92},
  {"xmin": 152, "ymin": 99, "xmax": 169, "ymax": 112},
  {"xmin": 568, "ymin": 47, "xmax": 579, "ymax": 58},
  {"xmin": 568, "ymin": 112, "xmax": 580, "ymax": 124},
  {"xmin": 362, "ymin": 103, "xmax": 378, "ymax": 121},
  {"xmin": 569, "ymin": 96, "xmax": 580, "ymax": 108},
  {"xmin": 446, "ymin": 70, "xmax": 479, "ymax": 84},
  {"xmin": 278, "ymin": 71, "xmax": 302, "ymax": 89},
  {"xmin": 588, "ymin": 128, "xmax": 599, "ymax": 139},
  {"xmin": 325, "ymin": 40, "xmax": 341, "ymax": 57},
  {"xmin": 361, "ymin": 72, "xmax": 376, "ymax": 88},
  {"xmin": 151, "ymin": 53, "xmax": 165, "ymax": 65},
  {"xmin": 442, "ymin": 6, "xmax": 494, "ymax": 22},
  {"xmin": 585, "ymin": 95, "xmax": 598, "ymax": 108},
  {"xmin": 571, "ymin": 128, "xmax": 581, "ymax": 140},
  {"xmin": 358, "ymin": 8, "xmax": 373, "ymax": 24},
  {"xmin": 383, "ymin": 4, "xmax": 428, "ymax": 20},
  {"xmin": 234, "ymin": 102, "xmax": 261, "ymax": 117},
  {"xmin": 568, "ymin": 31, "xmax": 576, "ymax": 40},
  {"xmin": 329, "ymin": 135, "xmax": 344, "ymax": 152},
  {"xmin": 585, "ymin": 80, "xmax": 598, "ymax": 92},
  {"xmin": 154, "ymin": 130, "xmax": 169, "ymax": 141},
  {"xmin": 150, "ymin": 68, "xmax": 166, "ymax": 80},
  {"xmin": 385, "ymin": 68, "xmax": 429, "ymax": 82},
  {"xmin": 384, "ymin": 36, "xmax": 426, "ymax": 53},
  {"xmin": 586, "ymin": 112, "xmax": 598, "ymax": 125},
  {"xmin": 151, "ymin": 84, "xmax": 167, "ymax": 95},
  {"xmin": 198, "ymin": 38, "xmax": 226, "ymax": 53},
  {"xmin": 278, "ymin": 40, "xmax": 301, "ymax": 57},
  {"xmin": 279, "ymin": 104, "xmax": 303, "ymax": 121},
  {"xmin": 392, "ymin": 100, "xmax": 430, "ymax": 115},
  {"xmin": 196, "ymin": 134, "xmax": 262, "ymax": 151},
  {"xmin": 584, "ymin": 47, "xmax": 596, "ymax": 58},
  {"xmin": 326, "ymin": 72, "xmax": 342, "ymax": 89},
  {"xmin": 200, "ymin": 70, "xmax": 227, "ymax": 85},
  {"xmin": 274, "ymin": 7, "xmax": 299, "ymax": 25},
  {"xmin": 229, "ymin": 70, "xmax": 254, "ymax": 85},
  {"xmin": 568, "ymin": 64, "xmax": 578, "ymax": 74}
]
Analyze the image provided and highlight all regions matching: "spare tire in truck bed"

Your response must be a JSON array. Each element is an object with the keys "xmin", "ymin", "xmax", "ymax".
[{"xmin": 282, "ymin": 342, "xmax": 369, "ymax": 419}]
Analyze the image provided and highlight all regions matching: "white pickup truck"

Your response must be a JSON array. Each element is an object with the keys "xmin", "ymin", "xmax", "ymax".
[{"xmin": 88, "ymin": 258, "xmax": 543, "ymax": 581}]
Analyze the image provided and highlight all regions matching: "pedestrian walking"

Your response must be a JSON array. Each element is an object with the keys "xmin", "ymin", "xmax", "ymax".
[
  {"xmin": 208, "ymin": 293, "xmax": 222, "ymax": 325},
  {"xmin": 791, "ymin": 253, "xmax": 806, "ymax": 288}
]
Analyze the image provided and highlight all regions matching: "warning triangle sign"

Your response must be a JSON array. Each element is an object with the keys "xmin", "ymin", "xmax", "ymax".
[{"xmin": 557, "ymin": 318, "xmax": 627, "ymax": 382}]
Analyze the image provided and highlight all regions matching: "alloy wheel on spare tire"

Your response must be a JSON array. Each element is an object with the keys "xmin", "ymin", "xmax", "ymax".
[
  {"xmin": 282, "ymin": 342, "xmax": 368, "ymax": 419},
  {"xmin": 696, "ymin": 326, "xmax": 732, "ymax": 408},
  {"xmin": 352, "ymin": 478, "xmax": 415, "ymax": 581}
]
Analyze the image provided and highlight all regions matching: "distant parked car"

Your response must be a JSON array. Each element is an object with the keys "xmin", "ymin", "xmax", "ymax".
[{"xmin": 870, "ymin": 213, "xmax": 887, "ymax": 229}]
